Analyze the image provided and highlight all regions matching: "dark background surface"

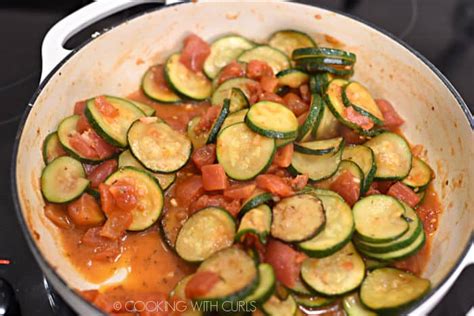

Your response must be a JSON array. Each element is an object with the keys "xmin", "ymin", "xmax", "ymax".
[{"xmin": 0, "ymin": 0, "xmax": 472, "ymax": 315}]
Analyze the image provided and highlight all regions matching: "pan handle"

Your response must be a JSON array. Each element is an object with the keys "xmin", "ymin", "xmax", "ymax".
[{"xmin": 40, "ymin": 0, "xmax": 183, "ymax": 82}]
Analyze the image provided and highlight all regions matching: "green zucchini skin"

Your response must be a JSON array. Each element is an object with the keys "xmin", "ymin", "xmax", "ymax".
[
  {"xmin": 206, "ymin": 99, "xmax": 230, "ymax": 144},
  {"xmin": 243, "ymin": 263, "xmax": 276, "ymax": 306},
  {"xmin": 268, "ymin": 29, "xmax": 316, "ymax": 57},
  {"xmin": 42, "ymin": 132, "xmax": 66, "ymax": 164},
  {"xmin": 141, "ymin": 65, "xmax": 182, "ymax": 104},
  {"xmin": 293, "ymin": 294, "xmax": 335, "ymax": 309},
  {"xmin": 343, "ymin": 293, "xmax": 377, "ymax": 316},
  {"xmin": 238, "ymin": 45, "xmax": 291, "ymax": 74},
  {"xmin": 309, "ymin": 73, "xmax": 333, "ymax": 95},
  {"xmin": 342, "ymin": 82, "xmax": 384, "ymax": 125},
  {"xmin": 262, "ymin": 295, "xmax": 297, "ymax": 316},
  {"xmin": 296, "ymin": 93, "xmax": 324, "ymax": 142},
  {"xmin": 236, "ymin": 205, "xmax": 272, "ymax": 244},
  {"xmin": 402, "ymin": 157, "xmax": 433, "ymax": 191},
  {"xmin": 127, "ymin": 99, "xmax": 156, "ymax": 116},
  {"xmin": 240, "ymin": 190, "xmax": 273, "ymax": 215},
  {"xmin": 246, "ymin": 101, "xmax": 299, "ymax": 139},
  {"xmin": 276, "ymin": 68, "xmax": 309, "ymax": 88},
  {"xmin": 292, "ymin": 47, "xmax": 356, "ymax": 63},
  {"xmin": 342, "ymin": 145, "xmax": 377, "ymax": 194},
  {"xmin": 294, "ymin": 137, "xmax": 344, "ymax": 155}
]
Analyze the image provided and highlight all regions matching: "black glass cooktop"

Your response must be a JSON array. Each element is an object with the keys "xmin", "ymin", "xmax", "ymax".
[{"xmin": 0, "ymin": 0, "xmax": 472, "ymax": 315}]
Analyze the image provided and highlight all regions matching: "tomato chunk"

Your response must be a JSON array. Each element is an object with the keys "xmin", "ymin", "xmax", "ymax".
[
  {"xmin": 246, "ymin": 60, "xmax": 274, "ymax": 80},
  {"xmin": 67, "ymin": 193, "xmax": 105, "ymax": 227},
  {"xmin": 179, "ymin": 34, "xmax": 211, "ymax": 73},
  {"xmin": 69, "ymin": 133, "xmax": 98, "ymax": 159},
  {"xmin": 223, "ymin": 182, "xmax": 256, "ymax": 200},
  {"xmin": 376, "ymin": 99, "xmax": 404, "ymax": 130},
  {"xmin": 98, "ymin": 183, "xmax": 133, "ymax": 239},
  {"xmin": 246, "ymin": 81, "xmax": 263, "ymax": 105},
  {"xmin": 194, "ymin": 106, "xmax": 221, "ymax": 135},
  {"xmin": 273, "ymin": 143, "xmax": 293, "ymax": 168},
  {"xmin": 95, "ymin": 96, "xmax": 119, "ymax": 118},
  {"xmin": 260, "ymin": 76, "xmax": 279, "ymax": 93},
  {"xmin": 87, "ymin": 159, "xmax": 117, "ymax": 188},
  {"xmin": 190, "ymin": 194, "xmax": 240, "ymax": 216},
  {"xmin": 192, "ymin": 144, "xmax": 216, "ymax": 170},
  {"xmin": 299, "ymin": 84, "xmax": 311, "ymax": 103},
  {"xmin": 264, "ymin": 239, "xmax": 306, "ymax": 288},
  {"xmin": 201, "ymin": 164, "xmax": 229, "ymax": 191},
  {"xmin": 256, "ymin": 174, "xmax": 294, "ymax": 197},
  {"xmin": 76, "ymin": 114, "xmax": 92, "ymax": 133},
  {"xmin": 73, "ymin": 100, "xmax": 87, "ymax": 115},
  {"xmin": 185, "ymin": 271, "xmax": 220, "ymax": 299},
  {"xmin": 291, "ymin": 174, "xmax": 309, "ymax": 191},
  {"xmin": 175, "ymin": 175, "xmax": 204, "ymax": 207},
  {"xmin": 283, "ymin": 92, "xmax": 308, "ymax": 116},
  {"xmin": 44, "ymin": 203, "xmax": 72, "ymax": 229},
  {"xmin": 152, "ymin": 65, "xmax": 174, "ymax": 92},
  {"xmin": 387, "ymin": 182, "xmax": 420, "ymax": 208},
  {"xmin": 339, "ymin": 125, "xmax": 365, "ymax": 145},
  {"xmin": 330, "ymin": 170, "xmax": 360, "ymax": 206},
  {"xmin": 81, "ymin": 227, "xmax": 122, "ymax": 261},
  {"xmin": 344, "ymin": 106, "xmax": 374, "ymax": 130},
  {"xmin": 259, "ymin": 92, "xmax": 284, "ymax": 104},
  {"xmin": 100, "ymin": 211, "xmax": 132, "ymax": 240},
  {"xmin": 217, "ymin": 61, "xmax": 246, "ymax": 85},
  {"xmin": 108, "ymin": 178, "xmax": 138, "ymax": 212}
]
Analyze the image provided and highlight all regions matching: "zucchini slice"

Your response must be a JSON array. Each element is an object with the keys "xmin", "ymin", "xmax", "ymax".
[
  {"xmin": 342, "ymin": 145, "xmax": 377, "ymax": 194},
  {"xmin": 298, "ymin": 194, "xmax": 354, "ymax": 258},
  {"xmin": 286, "ymin": 278, "xmax": 314, "ymax": 296},
  {"xmin": 118, "ymin": 150, "xmax": 176, "ymax": 190},
  {"xmin": 268, "ymin": 29, "xmax": 316, "ymax": 57},
  {"xmin": 309, "ymin": 73, "xmax": 334, "ymax": 95},
  {"xmin": 276, "ymin": 137, "xmax": 296, "ymax": 148},
  {"xmin": 359, "ymin": 230, "xmax": 425, "ymax": 261},
  {"xmin": 296, "ymin": 93, "xmax": 324, "ymax": 142},
  {"xmin": 211, "ymin": 77, "xmax": 256, "ymax": 111},
  {"xmin": 301, "ymin": 243, "xmax": 365, "ymax": 296},
  {"xmin": 294, "ymin": 137, "xmax": 343, "ymax": 155},
  {"xmin": 165, "ymin": 53, "xmax": 212, "ymax": 101},
  {"xmin": 262, "ymin": 295, "xmax": 297, "ymax": 316},
  {"xmin": 175, "ymin": 207, "xmax": 235, "ymax": 262},
  {"xmin": 244, "ymin": 263, "xmax": 276, "ymax": 306},
  {"xmin": 236, "ymin": 204, "xmax": 272, "ymax": 244},
  {"xmin": 238, "ymin": 45, "xmax": 291, "ymax": 74},
  {"xmin": 289, "ymin": 141, "xmax": 343, "ymax": 181},
  {"xmin": 312, "ymin": 100, "xmax": 340, "ymax": 140},
  {"xmin": 360, "ymin": 268, "xmax": 430, "ymax": 312},
  {"xmin": 271, "ymin": 194, "xmax": 326, "ymax": 242},
  {"xmin": 364, "ymin": 258, "xmax": 388, "ymax": 270},
  {"xmin": 240, "ymin": 188, "xmax": 273, "ymax": 215},
  {"xmin": 41, "ymin": 156, "xmax": 89, "ymax": 203},
  {"xmin": 206, "ymin": 99, "xmax": 230, "ymax": 144},
  {"xmin": 203, "ymin": 34, "xmax": 255, "ymax": 79},
  {"xmin": 216, "ymin": 123, "xmax": 275, "ymax": 180},
  {"xmin": 296, "ymin": 60, "xmax": 354, "ymax": 76},
  {"xmin": 220, "ymin": 108, "xmax": 248, "ymax": 131},
  {"xmin": 246, "ymin": 101, "xmax": 299, "ymax": 139},
  {"xmin": 276, "ymin": 69, "xmax": 309, "ymax": 88},
  {"xmin": 292, "ymin": 47, "xmax": 356, "ymax": 63},
  {"xmin": 300, "ymin": 186, "xmax": 344, "ymax": 201},
  {"xmin": 196, "ymin": 247, "xmax": 259, "ymax": 304},
  {"xmin": 128, "ymin": 119, "xmax": 192, "ymax": 173},
  {"xmin": 105, "ymin": 167, "xmax": 164, "ymax": 231},
  {"xmin": 354, "ymin": 202, "xmax": 422, "ymax": 254},
  {"xmin": 365, "ymin": 132, "xmax": 412, "ymax": 180},
  {"xmin": 187, "ymin": 116, "xmax": 207, "ymax": 149},
  {"xmin": 141, "ymin": 65, "xmax": 181, "ymax": 103},
  {"xmin": 85, "ymin": 96, "xmax": 145, "ymax": 148},
  {"xmin": 343, "ymin": 293, "xmax": 377, "ymax": 316},
  {"xmin": 323, "ymin": 160, "xmax": 364, "ymax": 196},
  {"xmin": 353, "ymin": 195, "xmax": 408, "ymax": 243},
  {"xmin": 57, "ymin": 115, "xmax": 113, "ymax": 164},
  {"xmin": 127, "ymin": 99, "xmax": 156, "ymax": 116},
  {"xmin": 293, "ymin": 294, "xmax": 334, "ymax": 309},
  {"xmin": 42, "ymin": 132, "xmax": 66, "ymax": 164},
  {"xmin": 230, "ymin": 87, "xmax": 250, "ymax": 112},
  {"xmin": 402, "ymin": 157, "xmax": 433, "ymax": 191},
  {"xmin": 342, "ymin": 82, "xmax": 384, "ymax": 124},
  {"xmin": 169, "ymin": 275, "xmax": 203, "ymax": 316}
]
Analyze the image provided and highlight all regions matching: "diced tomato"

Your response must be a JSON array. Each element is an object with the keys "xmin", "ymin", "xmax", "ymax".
[
  {"xmin": 69, "ymin": 134, "xmax": 98, "ymax": 159},
  {"xmin": 81, "ymin": 227, "xmax": 122, "ymax": 261},
  {"xmin": 339, "ymin": 125, "xmax": 365, "ymax": 145},
  {"xmin": 387, "ymin": 182, "xmax": 420, "ymax": 208},
  {"xmin": 297, "ymin": 111, "xmax": 309, "ymax": 125},
  {"xmin": 86, "ymin": 130, "xmax": 117, "ymax": 159},
  {"xmin": 73, "ymin": 100, "xmax": 87, "ymax": 115},
  {"xmin": 95, "ymin": 96, "xmax": 119, "ymax": 118},
  {"xmin": 242, "ymin": 233, "xmax": 266, "ymax": 262},
  {"xmin": 411, "ymin": 144, "xmax": 424, "ymax": 157},
  {"xmin": 108, "ymin": 178, "xmax": 138, "ymax": 212},
  {"xmin": 87, "ymin": 159, "xmax": 117, "ymax": 188},
  {"xmin": 152, "ymin": 65, "xmax": 173, "ymax": 92},
  {"xmin": 246, "ymin": 60, "xmax": 274, "ymax": 80},
  {"xmin": 179, "ymin": 34, "xmax": 211, "ymax": 73},
  {"xmin": 256, "ymin": 174, "xmax": 294, "ymax": 197},
  {"xmin": 371, "ymin": 180, "xmax": 394, "ymax": 194},
  {"xmin": 194, "ymin": 106, "xmax": 221, "ymax": 135},
  {"xmin": 291, "ymin": 174, "xmax": 309, "ymax": 191},
  {"xmin": 260, "ymin": 76, "xmax": 279, "ymax": 93},
  {"xmin": 67, "ymin": 193, "xmax": 105, "ymax": 227},
  {"xmin": 273, "ymin": 143, "xmax": 294, "ymax": 168},
  {"xmin": 344, "ymin": 106, "xmax": 374, "ymax": 130},
  {"xmin": 329, "ymin": 170, "xmax": 360, "ymax": 206},
  {"xmin": 365, "ymin": 183, "xmax": 381, "ymax": 196},
  {"xmin": 201, "ymin": 164, "xmax": 229, "ymax": 191},
  {"xmin": 376, "ymin": 99, "xmax": 404, "ymax": 130},
  {"xmin": 259, "ymin": 92, "xmax": 284, "ymax": 103},
  {"xmin": 192, "ymin": 144, "xmax": 216, "ymax": 170},
  {"xmin": 185, "ymin": 271, "xmax": 220, "ymax": 299},
  {"xmin": 264, "ymin": 239, "xmax": 306, "ymax": 288},
  {"xmin": 100, "ymin": 211, "xmax": 132, "ymax": 240},
  {"xmin": 299, "ymin": 84, "xmax": 311, "ymax": 103},
  {"xmin": 283, "ymin": 93, "xmax": 308, "ymax": 116},
  {"xmin": 175, "ymin": 175, "xmax": 204, "ymax": 207},
  {"xmin": 44, "ymin": 203, "xmax": 72, "ymax": 229},
  {"xmin": 217, "ymin": 61, "xmax": 246, "ymax": 85},
  {"xmin": 99, "ymin": 183, "xmax": 115, "ymax": 215},
  {"xmin": 98, "ymin": 183, "xmax": 133, "ymax": 239},
  {"xmin": 76, "ymin": 114, "xmax": 92, "ymax": 133},
  {"xmin": 223, "ymin": 182, "xmax": 256, "ymax": 200},
  {"xmin": 190, "ymin": 194, "xmax": 240, "ymax": 216},
  {"xmin": 69, "ymin": 129, "xmax": 117, "ymax": 160},
  {"xmin": 247, "ymin": 81, "xmax": 263, "ymax": 105}
]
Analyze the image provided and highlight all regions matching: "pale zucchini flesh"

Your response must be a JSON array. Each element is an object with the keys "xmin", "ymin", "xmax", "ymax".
[
  {"xmin": 240, "ymin": 188, "xmax": 273, "ymax": 214},
  {"xmin": 276, "ymin": 68, "xmax": 309, "ymax": 88},
  {"xmin": 312, "ymin": 101, "xmax": 340, "ymax": 140},
  {"xmin": 42, "ymin": 132, "xmax": 65, "ymax": 164},
  {"xmin": 343, "ymin": 293, "xmax": 377, "ymax": 316},
  {"xmin": 236, "ymin": 204, "xmax": 272, "ymax": 244},
  {"xmin": 342, "ymin": 82, "xmax": 384, "ymax": 124},
  {"xmin": 246, "ymin": 101, "xmax": 299, "ymax": 139},
  {"xmin": 238, "ymin": 45, "xmax": 291, "ymax": 74},
  {"xmin": 220, "ymin": 108, "xmax": 248, "ymax": 131},
  {"xmin": 342, "ymin": 145, "xmax": 377, "ymax": 194},
  {"xmin": 293, "ymin": 294, "xmax": 334, "ymax": 309},
  {"xmin": 169, "ymin": 275, "xmax": 203, "ymax": 316},
  {"xmin": 127, "ymin": 99, "xmax": 156, "ymax": 116},
  {"xmin": 187, "ymin": 116, "xmax": 207, "ymax": 149},
  {"xmin": 402, "ymin": 156, "xmax": 433, "ymax": 191},
  {"xmin": 206, "ymin": 98, "xmax": 230, "ymax": 144},
  {"xmin": 141, "ymin": 65, "xmax": 181, "ymax": 103},
  {"xmin": 268, "ymin": 29, "xmax": 316, "ymax": 57},
  {"xmin": 262, "ymin": 295, "xmax": 297, "ymax": 316},
  {"xmin": 294, "ymin": 137, "xmax": 343, "ymax": 155},
  {"xmin": 244, "ymin": 263, "xmax": 276, "ymax": 306},
  {"xmin": 211, "ymin": 77, "xmax": 256, "ymax": 111}
]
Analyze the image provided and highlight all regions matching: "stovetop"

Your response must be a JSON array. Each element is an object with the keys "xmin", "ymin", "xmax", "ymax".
[{"xmin": 0, "ymin": 1, "xmax": 472, "ymax": 315}]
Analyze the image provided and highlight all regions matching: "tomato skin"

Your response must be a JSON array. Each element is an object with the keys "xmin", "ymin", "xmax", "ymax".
[
  {"xmin": 259, "ymin": 92, "xmax": 284, "ymax": 104},
  {"xmin": 290, "ymin": 174, "xmax": 309, "ymax": 190},
  {"xmin": 192, "ymin": 144, "xmax": 216, "ymax": 170},
  {"xmin": 174, "ymin": 175, "xmax": 204, "ymax": 207},
  {"xmin": 246, "ymin": 60, "xmax": 274, "ymax": 80},
  {"xmin": 344, "ymin": 106, "xmax": 374, "ymax": 130},
  {"xmin": 44, "ymin": 203, "xmax": 72, "ymax": 229},
  {"xmin": 67, "ymin": 193, "xmax": 105, "ymax": 227},
  {"xmin": 217, "ymin": 61, "xmax": 246, "ymax": 85},
  {"xmin": 179, "ymin": 34, "xmax": 211, "ymax": 73},
  {"xmin": 74, "ymin": 100, "xmax": 87, "ymax": 115},
  {"xmin": 69, "ymin": 133, "xmax": 98, "ymax": 159},
  {"xmin": 264, "ymin": 239, "xmax": 306, "ymax": 288},
  {"xmin": 201, "ymin": 164, "xmax": 229, "ymax": 191},
  {"xmin": 273, "ymin": 144, "xmax": 294, "ymax": 168},
  {"xmin": 87, "ymin": 159, "xmax": 118, "ymax": 188},
  {"xmin": 76, "ymin": 114, "xmax": 92, "ymax": 133},
  {"xmin": 260, "ymin": 76, "xmax": 279, "ymax": 93},
  {"xmin": 223, "ymin": 182, "xmax": 256, "ymax": 200},
  {"xmin": 376, "ymin": 99, "xmax": 404, "ymax": 130},
  {"xmin": 339, "ymin": 125, "xmax": 366, "ymax": 145},
  {"xmin": 283, "ymin": 93, "xmax": 308, "ymax": 116},
  {"xmin": 256, "ymin": 174, "xmax": 294, "ymax": 197},
  {"xmin": 190, "ymin": 194, "xmax": 240, "ymax": 217},
  {"xmin": 109, "ymin": 179, "xmax": 139, "ymax": 212},
  {"xmin": 185, "ymin": 271, "xmax": 220, "ymax": 299},
  {"xmin": 387, "ymin": 182, "xmax": 420, "ymax": 208},
  {"xmin": 330, "ymin": 170, "xmax": 360, "ymax": 206},
  {"xmin": 95, "ymin": 96, "xmax": 119, "ymax": 118}
]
